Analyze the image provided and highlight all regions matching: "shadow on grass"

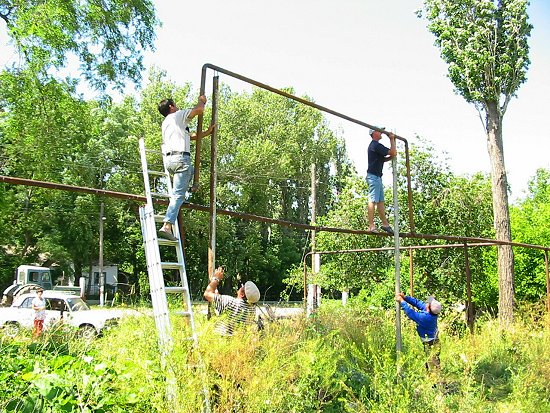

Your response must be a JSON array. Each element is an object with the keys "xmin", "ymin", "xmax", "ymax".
[{"xmin": 473, "ymin": 358, "xmax": 513, "ymax": 401}]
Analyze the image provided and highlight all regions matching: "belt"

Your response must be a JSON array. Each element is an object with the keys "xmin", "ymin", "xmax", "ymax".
[{"xmin": 165, "ymin": 151, "xmax": 190, "ymax": 156}]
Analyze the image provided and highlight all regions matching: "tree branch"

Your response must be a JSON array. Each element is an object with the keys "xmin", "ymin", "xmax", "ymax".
[{"xmin": 0, "ymin": 3, "xmax": 13, "ymax": 25}]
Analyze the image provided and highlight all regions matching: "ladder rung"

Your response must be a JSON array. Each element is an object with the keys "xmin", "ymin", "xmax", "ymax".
[
  {"xmin": 154, "ymin": 214, "xmax": 166, "ymax": 222},
  {"xmin": 145, "ymin": 148, "xmax": 162, "ymax": 155},
  {"xmin": 165, "ymin": 286, "xmax": 188, "ymax": 294},
  {"xmin": 158, "ymin": 238, "xmax": 179, "ymax": 246},
  {"xmin": 161, "ymin": 262, "xmax": 184, "ymax": 270},
  {"xmin": 151, "ymin": 192, "xmax": 170, "ymax": 198},
  {"xmin": 147, "ymin": 169, "xmax": 168, "ymax": 177},
  {"xmin": 174, "ymin": 310, "xmax": 192, "ymax": 316}
]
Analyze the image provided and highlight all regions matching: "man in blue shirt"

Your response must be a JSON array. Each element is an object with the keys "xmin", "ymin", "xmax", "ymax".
[
  {"xmin": 367, "ymin": 128, "xmax": 397, "ymax": 235},
  {"xmin": 397, "ymin": 292, "xmax": 442, "ymax": 370}
]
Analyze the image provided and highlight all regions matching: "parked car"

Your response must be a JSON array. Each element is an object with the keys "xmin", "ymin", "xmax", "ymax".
[{"xmin": 0, "ymin": 290, "xmax": 137, "ymax": 339}]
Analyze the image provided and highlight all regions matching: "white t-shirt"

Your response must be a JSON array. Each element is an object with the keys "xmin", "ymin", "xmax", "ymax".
[
  {"xmin": 161, "ymin": 108, "xmax": 192, "ymax": 153},
  {"xmin": 32, "ymin": 296, "xmax": 46, "ymax": 321}
]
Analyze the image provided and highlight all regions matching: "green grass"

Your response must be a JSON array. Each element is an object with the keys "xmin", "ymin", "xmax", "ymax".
[{"xmin": 1, "ymin": 302, "xmax": 549, "ymax": 412}]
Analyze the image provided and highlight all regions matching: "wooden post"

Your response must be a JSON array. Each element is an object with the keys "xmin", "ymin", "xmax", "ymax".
[{"xmin": 99, "ymin": 202, "xmax": 105, "ymax": 306}]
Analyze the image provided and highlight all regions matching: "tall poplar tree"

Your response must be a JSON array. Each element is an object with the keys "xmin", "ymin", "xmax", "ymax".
[{"xmin": 418, "ymin": 0, "xmax": 532, "ymax": 324}]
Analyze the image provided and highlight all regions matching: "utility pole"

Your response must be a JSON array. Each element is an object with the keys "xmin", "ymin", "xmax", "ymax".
[
  {"xmin": 311, "ymin": 163, "xmax": 317, "ymax": 271},
  {"xmin": 307, "ymin": 163, "xmax": 320, "ymax": 315},
  {"xmin": 99, "ymin": 202, "xmax": 105, "ymax": 306}
]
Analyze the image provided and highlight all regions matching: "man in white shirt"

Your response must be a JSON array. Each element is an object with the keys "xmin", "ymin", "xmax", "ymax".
[{"xmin": 157, "ymin": 95, "xmax": 214, "ymax": 240}]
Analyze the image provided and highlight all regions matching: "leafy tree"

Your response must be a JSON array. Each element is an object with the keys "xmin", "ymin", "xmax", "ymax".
[
  {"xmin": 418, "ymin": 0, "xmax": 532, "ymax": 323},
  {"xmin": 511, "ymin": 169, "xmax": 550, "ymax": 302},
  {"xmin": 0, "ymin": 0, "xmax": 159, "ymax": 90},
  {"xmin": 0, "ymin": 70, "xmax": 148, "ymax": 291},
  {"xmin": 0, "ymin": 70, "xmax": 98, "ymax": 282},
  {"xmin": 0, "ymin": 61, "xmax": 350, "ymax": 300},
  {"xmin": 315, "ymin": 137, "xmax": 497, "ymax": 309},
  {"xmin": 211, "ymin": 88, "xmax": 350, "ymax": 296},
  {"xmin": 396, "ymin": 137, "xmax": 496, "ymax": 307}
]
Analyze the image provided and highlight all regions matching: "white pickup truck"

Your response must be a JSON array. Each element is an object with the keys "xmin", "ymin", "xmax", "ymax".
[{"xmin": 0, "ymin": 290, "xmax": 137, "ymax": 339}]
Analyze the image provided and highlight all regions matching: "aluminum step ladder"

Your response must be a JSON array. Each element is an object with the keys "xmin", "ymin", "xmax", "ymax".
[
  {"xmin": 138, "ymin": 138, "xmax": 210, "ymax": 412},
  {"xmin": 138, "ymin": 137, "xmax": 198, "ymax": 350}
]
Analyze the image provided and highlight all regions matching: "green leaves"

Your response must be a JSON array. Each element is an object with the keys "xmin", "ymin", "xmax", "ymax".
[
  {"xmin": 421, "ymin": 0, "xmax": 531, "ymax": 115},
  {"xmin": 1, "ymin": 0, "xmax": 159, "ymax": 91},
  {"xmin": 510, "ymin": 169, "xmax": 550, "ymax": 301}
]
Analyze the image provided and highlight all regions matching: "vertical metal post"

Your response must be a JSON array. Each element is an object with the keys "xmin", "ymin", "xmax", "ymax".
[
  {"xmin": 545, "ymin": 250, "xmax": 550, "ymax": 314},
  {"xmin": 403, "ymin": 140, "xmax": 415, "ymax": 233},
  {"xmin": 193, "ymin": 65, "xmax": 208, "ymax": 192},
  {"xmin": 303, "ymin": 256, "xmax": 308, "ymax": 302},
  {"xmin": 208, "ymin": 75, "xmax": 219, "ymax": 278},
  {"xmin": 464, "ymin": 242, "xmax": 474, "ymax": 334},
  {"xmin": 392, "ymin": 157, "xmax": 402, "ymax": 355},
  {"xmin": 409, "ymin": 248, "xmax": 414, "ymax": 296},
  {"xmin": 99, "ymin": 202, "xmax": 105, "ymax": 306}
]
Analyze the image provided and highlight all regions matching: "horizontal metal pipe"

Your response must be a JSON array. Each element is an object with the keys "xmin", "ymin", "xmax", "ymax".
[
  {"xmin": 0, "ymin": 175, "xmax": 148, "ymax": 202},
  {"xmin": 202, "ymin": 63, "xmax": 405, "ymax": 143},
  {"xmin": 2, "ymin": 175, "xmax": 548, "ymax": 252},
  {"xmin": 304, "ymin": 242, "xmax": 500, "ymax": 256},
  {"xmin": 200, "ymin": 63, "xmax": 416, "ymax": 232}
]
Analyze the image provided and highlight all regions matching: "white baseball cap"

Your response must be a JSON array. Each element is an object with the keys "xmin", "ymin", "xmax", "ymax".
[
  {"xmin": 244, "ymin": 281, "xmax": 260, "ymax": 304},
  {"xmin": 369, "ymin": 127, "xmax": 385, "ymax": 136}
]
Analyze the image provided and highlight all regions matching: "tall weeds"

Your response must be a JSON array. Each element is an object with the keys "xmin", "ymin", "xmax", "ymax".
[{"xmin": 1, "ymin": 304, "xmax": 549, "ymax": 412}]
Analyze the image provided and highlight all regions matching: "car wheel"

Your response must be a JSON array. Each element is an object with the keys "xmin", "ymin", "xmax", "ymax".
[
  {"xmin": 3, "ymin": 322, "xmax": 20, "ymax": 338},
  {"xmin": 78, "ymin": 325, "xmax": 98, "ymax": 340}
]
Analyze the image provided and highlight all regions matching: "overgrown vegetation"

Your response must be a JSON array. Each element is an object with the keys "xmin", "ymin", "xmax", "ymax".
[{"xmin": 2, "ymin": 300, "xmax": 549, "ymax": 412}]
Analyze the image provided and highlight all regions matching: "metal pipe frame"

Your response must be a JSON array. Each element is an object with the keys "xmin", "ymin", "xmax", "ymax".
[
  {"xmin": 196, "ymin": 63, "xmax": 416, "ymax": 232},
  {"xmin": 302, "ymin": 240, "xmax": 550, "ymax": 331},
  {"xmin": 2, "ymin": 174, "xmax": 547, "ymax": 250},
  {"xmin": 2, "ymin": 174, "xmax": 550, "ymax": 311}
]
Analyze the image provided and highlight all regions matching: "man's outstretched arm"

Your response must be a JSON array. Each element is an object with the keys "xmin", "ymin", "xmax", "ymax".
[{"xmin": 204, "ymin": 266, "xmax": 224, "ymax": 302}]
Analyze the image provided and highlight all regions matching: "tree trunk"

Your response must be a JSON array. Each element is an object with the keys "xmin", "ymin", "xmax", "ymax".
[{"xmin": 485, "ymin": 101, "xmax": 515, "ymax": 325}]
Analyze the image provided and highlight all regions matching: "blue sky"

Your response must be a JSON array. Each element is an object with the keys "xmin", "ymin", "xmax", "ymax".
[{"xmin": 1, "ymin": 1, "xmax": 549, "ymax": 202}]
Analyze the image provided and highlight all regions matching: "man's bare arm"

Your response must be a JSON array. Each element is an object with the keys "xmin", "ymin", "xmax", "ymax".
[{"xmin": 188, "ymin": 95, "xmax": 207, "ymax": 120}]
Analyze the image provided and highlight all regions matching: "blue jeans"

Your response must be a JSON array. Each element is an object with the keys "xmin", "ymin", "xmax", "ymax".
[
  {"xmin": 164, "ymin": 153, "xmax": 194, "ymax": 224},
  {"xmin": 367, "ymin": 173, "xmax": 384, "ymax": 203}
]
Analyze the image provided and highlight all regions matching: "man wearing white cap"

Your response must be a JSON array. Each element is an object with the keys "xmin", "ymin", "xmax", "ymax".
[
  {"xmin": 204, "ymin": 267, "xmax": 261, "ymax": 336},
  {"xmin": 396, "ymin": 292, "xmax": 442, "ymax": 369},
  {"xmin": 367, "ymin": 127, "xmax": 397, "ymax": 235}
]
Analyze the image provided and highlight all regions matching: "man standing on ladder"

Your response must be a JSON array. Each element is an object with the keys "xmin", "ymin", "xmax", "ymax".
[
  {"xmin": 366, "ymin": 127, "xmax": 397, "ymax": 235},
  {"xmin": 157, "ymin": 95, "xmax": 214, "ymax": 240}
]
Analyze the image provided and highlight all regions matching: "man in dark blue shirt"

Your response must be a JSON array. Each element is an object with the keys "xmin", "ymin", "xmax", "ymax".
[{"xmin": 367, "ymin": 128, "xmax": 397, "ymax": 234}]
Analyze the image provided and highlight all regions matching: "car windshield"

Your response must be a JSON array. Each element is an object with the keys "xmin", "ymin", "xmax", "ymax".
[{"xmin": 66, "ymin": 297, "xmax": 90, "ymax": 311}]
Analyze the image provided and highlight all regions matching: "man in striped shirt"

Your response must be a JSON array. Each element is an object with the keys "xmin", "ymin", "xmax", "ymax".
[{"xmin": 203, "ymin": 267, "xmax": 261, "ymax": 336}]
